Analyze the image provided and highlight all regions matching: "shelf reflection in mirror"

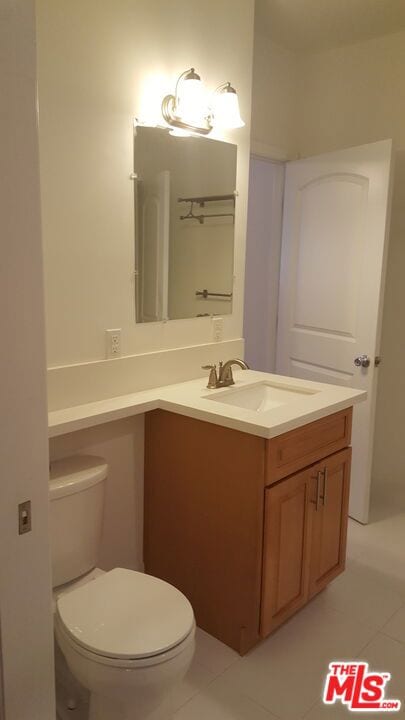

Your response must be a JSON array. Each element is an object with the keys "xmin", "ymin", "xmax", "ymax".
[{"xmin": 133, "ymin": 126, "xmax": 237, "ymax": 323}]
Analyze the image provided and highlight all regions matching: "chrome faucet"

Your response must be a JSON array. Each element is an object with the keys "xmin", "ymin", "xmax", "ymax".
[{"xmin": 202, "ymin": 358, "xmax": 249, "ymax": 389}]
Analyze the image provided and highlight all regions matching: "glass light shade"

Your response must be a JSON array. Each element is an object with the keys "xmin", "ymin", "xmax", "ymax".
[
  {"xmin": 213, "ymin": 86, "xmax": 245, "ymax": 129},
  {"xmin": 176, "ymin": 76, "xmax": 207, "ymax": 126}
]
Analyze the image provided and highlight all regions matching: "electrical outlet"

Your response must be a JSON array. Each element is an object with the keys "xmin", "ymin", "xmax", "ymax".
[
  {"xmin": 212, "ymin": 317, "xmax": 224, "ymax": 343},
  {"xmin": 105, "ymin": 328, "xmax": 121, "ymax": 359}
]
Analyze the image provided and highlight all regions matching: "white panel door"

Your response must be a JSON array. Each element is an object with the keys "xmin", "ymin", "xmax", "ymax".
[{"xmin": 276, "ymin": 140, "xmax": 393, "ymax": 523}]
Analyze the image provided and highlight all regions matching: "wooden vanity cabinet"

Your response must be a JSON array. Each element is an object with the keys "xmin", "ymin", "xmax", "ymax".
[
  {"xmin": 144, "ymin": 407, "xmax": 352, "ymax": 655},
  {"xmin": 260, "ymin": 448, "xmax": 351, "ymax": 636}
]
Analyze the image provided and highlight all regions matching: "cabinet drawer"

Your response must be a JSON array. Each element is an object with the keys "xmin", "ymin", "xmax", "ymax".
[{"xmin": 266, "ymin": 408, "xmax": 352, "ymax": 483}]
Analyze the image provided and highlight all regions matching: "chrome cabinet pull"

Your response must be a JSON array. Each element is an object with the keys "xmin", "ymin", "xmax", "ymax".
[
  {"xmin": 322, "ymin": 467, "xmax": 328, "ymax": 506},
  {"xmin": 310, "ymin": 471, "xmax": 323, "ymax": 511}
]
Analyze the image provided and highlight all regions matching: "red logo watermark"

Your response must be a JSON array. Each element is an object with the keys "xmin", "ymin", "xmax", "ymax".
[{"xmin": 323, "ymin": 662, "xmax": 402, "ymax": 712}]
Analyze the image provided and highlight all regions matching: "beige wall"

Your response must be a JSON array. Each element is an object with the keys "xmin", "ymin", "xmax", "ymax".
[{"xmin": 37, "ymin": 0, "xmax": 254, "ymax": 387}]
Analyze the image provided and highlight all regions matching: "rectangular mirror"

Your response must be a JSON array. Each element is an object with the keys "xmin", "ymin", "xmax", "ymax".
[{"xmin": 134, "ymin": 126, "xmax": 237, "ymax": 322}]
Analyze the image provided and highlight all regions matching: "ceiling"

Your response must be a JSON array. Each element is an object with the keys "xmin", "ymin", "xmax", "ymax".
[{"xmin": 256, "ymin": 0, "xmax": 405, "ymax": 52}]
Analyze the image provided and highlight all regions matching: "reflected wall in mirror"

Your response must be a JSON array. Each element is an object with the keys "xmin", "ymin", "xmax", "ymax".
[{"xmin": 134, "ymin": 126, "xmax": 237, "ymax": 322}]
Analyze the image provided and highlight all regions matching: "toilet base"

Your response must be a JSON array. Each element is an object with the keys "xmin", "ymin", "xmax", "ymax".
[
  {"xmin": 89, "ymin": 692, "xmax": 174, "ymax": 720},
  {"xmin": 54, "ymin": 640, "xmax": 90, "ymax": 720},
  {"xmin": 55, "ymin": 610, "xmax": 195, "ymax": 720}
]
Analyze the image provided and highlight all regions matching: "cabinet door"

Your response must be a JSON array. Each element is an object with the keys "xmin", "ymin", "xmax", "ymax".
[
  {"xmin": 260, "ymin": 468, "xmax": 315, "ymax": 636},
  {"xmin": 308, "ymin": 448, "xmax": 351, "ymax": 598}
]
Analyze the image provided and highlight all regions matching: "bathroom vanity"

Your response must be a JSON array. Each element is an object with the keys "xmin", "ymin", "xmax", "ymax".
[
  {"xmin": 144, "ymin": 378, "xmax": 356, "ymax": 655},
  {"xmin": 48, "ymin": 369, "xmax": 365, "ymax": 656}
]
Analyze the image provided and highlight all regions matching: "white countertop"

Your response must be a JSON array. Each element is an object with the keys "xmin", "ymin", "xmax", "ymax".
[{"xmin": 48, "ymin": 370, "xmax": 366, "ymax": 439}]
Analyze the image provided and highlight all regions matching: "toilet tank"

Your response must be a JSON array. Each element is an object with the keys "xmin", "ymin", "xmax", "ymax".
[{"xmin": 49, "ymin": 455, "xmax": 107, "ymax": 588}]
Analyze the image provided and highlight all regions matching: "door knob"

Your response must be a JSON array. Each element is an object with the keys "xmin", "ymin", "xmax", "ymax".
[{"xmin": 354, "ymin": 354, "xmax": 371, "ymax": 368}]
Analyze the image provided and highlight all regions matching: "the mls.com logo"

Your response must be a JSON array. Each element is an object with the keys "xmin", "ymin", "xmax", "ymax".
[{"xmin": 323, "ymin": 662, "xmax": 402, "ymax": 712}]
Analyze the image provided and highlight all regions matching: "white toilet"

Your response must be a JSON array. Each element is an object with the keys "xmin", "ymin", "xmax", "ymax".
[{"xmin": 50, "ymin": 455, "xmax": 195, "ymax": 720}]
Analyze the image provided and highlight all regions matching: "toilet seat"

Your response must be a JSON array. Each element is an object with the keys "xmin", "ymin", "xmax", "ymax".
[
  {"xmin": 55, "ymin": 615, "xmax": 195, "ymax": 669},
  {"xmin": 56, "ymin": 568, "xmax": 195, "ymax": 662}
]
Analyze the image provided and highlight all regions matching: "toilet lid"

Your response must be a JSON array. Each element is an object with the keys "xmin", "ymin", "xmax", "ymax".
[{"xmin": 56, "ymin": 568, "xmax": 194, "ymax": 660}]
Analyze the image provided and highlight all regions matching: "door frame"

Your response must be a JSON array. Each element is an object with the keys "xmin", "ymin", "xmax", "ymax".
[
  {"xmin": 244, "ymin": 153, "xmax": 286, "ymax": 372},
  {"xmin": 245, "ymin": 143, "xmax": 393, "ymax": 524}
]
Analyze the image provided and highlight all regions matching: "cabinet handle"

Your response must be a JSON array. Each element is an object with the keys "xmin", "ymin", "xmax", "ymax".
[
  {"xmin": 310, "ymin": 471, "xmax": 323, "ymax": 511},
  {"xmin": 321, "ymin": 467, "xmax": 328, "ymax": 506}
]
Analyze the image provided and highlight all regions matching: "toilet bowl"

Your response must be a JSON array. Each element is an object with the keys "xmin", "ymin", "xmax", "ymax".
[
  {"xmin": 54, "ymin": 568, "xmax": 195, "ymax": 720},
  {"xmin": 50, "ymin": 456, "xmax": 195, "ymax": 720}
]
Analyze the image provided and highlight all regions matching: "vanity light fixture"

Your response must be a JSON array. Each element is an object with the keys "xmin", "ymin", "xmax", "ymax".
[
  {"xmin": 212, "ymin": 82, "xmax": 245, "ymax": 130},
  {"xmin": 162, "ymin": 68, "xmax": 210, "ymax": 135},
  {"xmin": 161, "ymin": 68, "xmax": 244, "ymax": 135}
]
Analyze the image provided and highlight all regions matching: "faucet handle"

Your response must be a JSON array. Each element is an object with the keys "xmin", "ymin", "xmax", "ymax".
[{"xmin": 202, "ymin": 364, "xmax": 218, "ymax": 389}]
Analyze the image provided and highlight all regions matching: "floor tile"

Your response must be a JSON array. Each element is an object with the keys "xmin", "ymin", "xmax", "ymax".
[
  {"xmin": 174, "ymin": 674, "xmax": 279, "ymax": 720},
  {"xmin": 217, "ymin": 600, "xmax": 376, "ymax": 720},
  {"xmin": 304, "ymin": 699, "xmax": 353, "ymax": 718},
  {"xmin": 171, "ymin": 658, "xmax": 217, "ymax": 712},
  {"xmin": 193, "ymin": 627, "xmax": 239, "ymax": 676},
  {"xmin": 55, "ymin": 673, "xmax": 89, "ymax": 720},
  {"xmin": 359, "ymin": 633, "xmax": 405, "ymax": 714},
  {"xmin": 381, "ymin": 605, "xmax": 405, "ymax": 644},
  {"xmin": 347, "ymin": 504, "xmax": 405, "ymax": 599},
  {"xmin": 316, "ymin": 557, "xmax": 404, "ymax": 630},
  {"xmin": 346, "ymin": 519, "xmax": 367, "ymax": 562}
]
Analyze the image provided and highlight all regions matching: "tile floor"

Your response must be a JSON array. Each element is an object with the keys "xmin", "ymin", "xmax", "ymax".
[
  {"xmin": 172, "ymin": 485, "xmax": 405, "ymax": 719},
  {"xmin": 56, "ymin": 484, "xmax": 405, "ymax": 719}
]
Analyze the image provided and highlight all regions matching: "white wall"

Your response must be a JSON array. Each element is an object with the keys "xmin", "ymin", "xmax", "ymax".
[
  {"xmin": 38, "ymin": 2, "xmax": 254, "ymax": 592},
  {"xmin": 297, "ymin": 30, "xmax": 405, "ymax": 157},
  {"xmin": 246, "ymin": 27, "xmax": 300, "ymax": 374},
  {"xmin": 49, "ymin": 417, "xmax": 145, "ymax": 572},
  {"xmin": 251, "ymin": 31, "xmax": 299, "ymax": 160},
  {"xmin": 36, "ymin": 0, "xmax": 254, "ymax": 399},
  {"xmin": 244, "ymin": 158, "xmax": 284, "ymax": 371},
  {"xmin": 372, "ymin": 154, "xmax": 405, "ymax": 492},
  {"xmin": 0, "ymin": 1, "xmax": 55, "ymax": 717}
]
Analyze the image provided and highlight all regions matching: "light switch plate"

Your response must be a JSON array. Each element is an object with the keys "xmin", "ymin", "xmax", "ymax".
[{"xmin": 18, "ymin": 500, "xmax": 32, "ymax": 535}]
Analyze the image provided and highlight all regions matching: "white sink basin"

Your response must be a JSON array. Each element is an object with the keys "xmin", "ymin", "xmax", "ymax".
[{"xmin": 204, "ymin": 381, "xmax": 319, "ymax": 413}]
